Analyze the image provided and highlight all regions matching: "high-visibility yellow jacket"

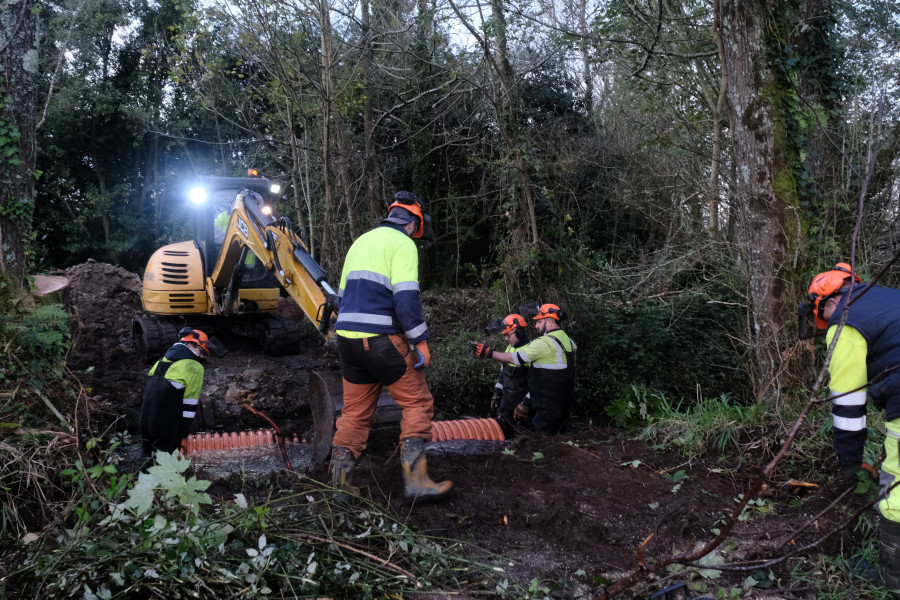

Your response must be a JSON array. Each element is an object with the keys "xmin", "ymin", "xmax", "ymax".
[{"xmin": 334, "ymin": 223, "xmax": 428, "ymax": 343}]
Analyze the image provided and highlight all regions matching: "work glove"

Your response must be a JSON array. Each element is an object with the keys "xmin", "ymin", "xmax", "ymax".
[
  {"xmin": 413, "ymin": 341, "xmax": 430, "ymax": 369},
  {"xmin": 490, "ymin": 390, "xmax": 501, "ymax": 413},
  {"xmin": 513, "ymin": 402, "xmax": 530, "ymax": 421},
  {"xmin": 472, "ymin": 342, "xmax": 493, "ymax": 359}
]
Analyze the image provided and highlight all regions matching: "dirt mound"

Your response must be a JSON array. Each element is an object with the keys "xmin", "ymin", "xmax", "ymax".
[{"xmin": 62, "ymin": 260, "xmax": 143, "ymax": 364}]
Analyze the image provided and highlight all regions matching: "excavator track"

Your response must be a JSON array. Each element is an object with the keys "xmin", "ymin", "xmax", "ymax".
[
  {"xmin": 229, "ymin": 314, "xmax": 302, "ymax": 355},
  {"xmin": 134, "ymin": 314, "xmax": 301, "ymax": 361},
  {"xmin": 133, "ymin": 315, "xmax": 182, "ymax": 362}
]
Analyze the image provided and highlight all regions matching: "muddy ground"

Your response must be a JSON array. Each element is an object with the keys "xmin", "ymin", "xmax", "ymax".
[{"xmin": 55, "ymin": 261, "xmax": 867, "ymax": 600}]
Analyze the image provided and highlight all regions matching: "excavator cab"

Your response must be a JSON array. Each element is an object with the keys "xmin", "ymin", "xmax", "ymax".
[{"xmin": 134, "ymin": 173, "xmax": 338, "ymax": 360}]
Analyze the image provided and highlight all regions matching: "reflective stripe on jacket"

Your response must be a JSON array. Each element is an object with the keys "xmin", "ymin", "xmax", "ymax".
[
  {"xmin": 334, "ymin": 224, "xmax": 429, "ymax": 343},
  {"xmin": 827, "ymin": 283, "xmax": 900, "ymax": 466},
  {"xmin": 149, "ymin": 344, "xmax": 205, "ymax": 423}
]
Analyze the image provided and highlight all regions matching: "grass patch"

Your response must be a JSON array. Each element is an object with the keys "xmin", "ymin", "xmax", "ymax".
[{"xmin": 608, "ymin": 385, "xmax": 767, "ymax": 457}]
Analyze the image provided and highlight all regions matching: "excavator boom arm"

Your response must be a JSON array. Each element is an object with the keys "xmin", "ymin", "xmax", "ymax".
[{"xmin": 210, "ymin": 190, "xmax": 336, "ymax": 341}]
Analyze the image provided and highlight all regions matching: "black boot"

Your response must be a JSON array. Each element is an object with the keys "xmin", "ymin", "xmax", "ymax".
[{"xmin": 880, "ymin": 515, "xmax": 900, "ymax": 594}]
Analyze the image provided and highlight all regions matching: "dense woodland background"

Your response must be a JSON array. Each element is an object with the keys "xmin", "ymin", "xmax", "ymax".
[
  {"xmin": 4, "ymin": 2, "xmax": 900, "ymax": 597},
  {"xmin": 2, "ymin": 0, "xmax": 900, "ymax": 410}
]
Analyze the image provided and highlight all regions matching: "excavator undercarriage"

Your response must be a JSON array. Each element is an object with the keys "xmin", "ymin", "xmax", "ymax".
[{"xmin": 132, "ymin": 313, "xmax": 301, "ymax": 361}]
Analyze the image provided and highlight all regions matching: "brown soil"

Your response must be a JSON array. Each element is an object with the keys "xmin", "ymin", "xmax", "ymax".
[{"xmin": 56, "ymin": 261, "xmax": 867, "ymax": 600}]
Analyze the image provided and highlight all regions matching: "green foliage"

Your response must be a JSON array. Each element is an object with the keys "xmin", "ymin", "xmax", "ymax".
[
  {"xmin": 573, "ymin": 290, "xmax": 751, "ymax": 420},
  {"xmin": 636, "ymin": 392, "xmax": 766, "ymax": 457},
  {"xmin": 119, "ymin": 451, "xmax": 212, "ymax": 516},
  {"xmin": 427, "ymin": 329, "xmax": 498, "ymax": 417},
  {"xmin": 0, "ymin": 303, "xmax": 70, "ymax": 391},
  {"xmin": 0, "ymin": 70, "xmax": 27, "ymax": 224},
  {"xmin": 5, "ymin": 447, "xmax": 520, "ymax": 599},
  {"xmin": 605, "ymin": 383, "xmax": 669, "ymax": 429},
  {"xmin": 790, "ymin": 514, "xmax": 892, "ymax": 599}
]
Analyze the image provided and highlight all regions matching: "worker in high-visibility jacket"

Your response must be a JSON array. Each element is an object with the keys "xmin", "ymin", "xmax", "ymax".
[
  {"xmin": 140, "ymin": 329, "xmax": 210, "ymax": 457},
  {"xmin": 473, "ymin": 303, "xmax": 576, "ymax": 435},
  {"xmin": 329, "ymin": 191, "xmax": 452, "ymax": 503},
  {"xmin": 485, "ymin": 313, "xmax": 531, "ymax": 436},
  {"xmin": 803, "ymin": 263, "xmax": 900, "ymax": 591}
]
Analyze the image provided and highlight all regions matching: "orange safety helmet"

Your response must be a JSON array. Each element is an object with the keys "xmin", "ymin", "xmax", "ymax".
[
  {"xmin": 533, "ymin": 303, "xmax": 564, "ymax": 321},
  {"xmin": 387, "ymin": 191, "xmax": 432, "ymax": 240},
  {"xmin": 179, "ymin": 328, "xmax": 210, "ymax": 355},
  {"xmin": 807, "ymin": 263, "xmax": 861, "ymax": 330},
  {"xmin": 501, "ymin": 313, "xmax": 527, "ymax": 335}
]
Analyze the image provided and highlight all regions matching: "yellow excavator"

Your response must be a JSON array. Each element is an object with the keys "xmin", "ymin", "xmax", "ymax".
[
  {"xmin": 133, "ymin": 173, "xmax": 339, "ymax": 360},
  {"xmin": 134, "ymin": 172, "xmax": 410, "ymax": 464}
]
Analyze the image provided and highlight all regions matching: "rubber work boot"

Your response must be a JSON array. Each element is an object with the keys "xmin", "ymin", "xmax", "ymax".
[
  {"xmin": 329, "ymin": 446, "xmax": 359, "ymax": 495},
  {"xmin": 881, "ymin": 515, "xmax": 900, "ymax": 595},
  {"xmin": 400, "ymin": 437, "xmax": 452, "ymax": 503}
]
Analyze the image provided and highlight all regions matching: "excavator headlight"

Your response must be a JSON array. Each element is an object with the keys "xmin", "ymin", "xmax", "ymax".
[
  {"xmin": 270, "ymin": 183, "xmax": 281, "ymax": 194},
  {"xmin": 261, "ymin": 205, "xmax": 273, "ymax": 216},
  {"xmin": 188, "ymin": 186, "xmax": 208, "ymax": 204}
]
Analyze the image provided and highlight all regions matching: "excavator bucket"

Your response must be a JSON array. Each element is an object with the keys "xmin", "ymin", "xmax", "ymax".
[
  {"xmin": 308, "ymin": 370, "xmax": 340, "ymax": 464},
  {"xmin": 307, "ymin": 370, "xmax": 403, "ymax": 464}
]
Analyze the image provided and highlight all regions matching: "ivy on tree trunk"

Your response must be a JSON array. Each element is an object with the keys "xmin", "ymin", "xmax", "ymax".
[
  {"xmin": 0, "ymin": 0, "xmax": 38, "ymax": 289},
  {"xmin": 718, "ymin": 0, "xmax": 803, "ymax": 401}
]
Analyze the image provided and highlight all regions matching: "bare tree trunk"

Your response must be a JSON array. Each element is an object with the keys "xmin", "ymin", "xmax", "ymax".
[
  {"xmin": 488, "ymin": 0, "xmax": 538, "ymax": 246},
  {"xmin": 575, "ymin": 0, "xmax": 593, "ymax": 115},
  {"xmin": 719, "ymin": 0, "xmax": 799, "ymax": 400},
  {"xmin": 360, "ymin": 0, "xmax": 380, "ymax": 222},
  {"xmin": 332, "ymin": 110, "xmax": 356, "ymax": 239},
  {"xmin": 285, "ymin": 98, "xmax": 307, "ymax": 235},
  {"xmin": 0, "ymin": 0, "xmax": 38, "ymax": 289},
  {"xmin": 318, "ymin": 0, "xmax": 336, "ymax": 253},
  {"xmin": 708, "ymin": 0, "xmax": 727, "ymax": 237}
]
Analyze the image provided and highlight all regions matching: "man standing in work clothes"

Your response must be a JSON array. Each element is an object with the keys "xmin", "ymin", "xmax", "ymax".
[
  {"xmin": 329, "ymin": 191, "xmax": 452, "ymax": 502},
  {"xmin": 804, "ymin": 263, "xmax": 900, "ymax": 591},
  {"xmin": 473, "ymin": 303, "xmax": 576, "ymax": 435},
  {"xmin": 140, "ymin": 329, "xmax": 210, "ymax": 456}
]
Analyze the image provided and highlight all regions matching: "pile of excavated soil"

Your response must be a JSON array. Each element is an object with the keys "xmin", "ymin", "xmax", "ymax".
[{"xmin": 62, "ymin": 260, "xmax": 143, "ymax": 362}]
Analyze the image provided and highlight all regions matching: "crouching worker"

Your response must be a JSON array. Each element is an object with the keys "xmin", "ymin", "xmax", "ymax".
[
  {"xmin": 472, "ymin": 303, "xmax": 576, "ymax": 435},
  {"xmin": 329, "ymin": 191, "xmax": 452, "ymax": 503},
  {"xmin": 803, "ymin": 263, "xmax": 900, "ymax": 592},
  {"xmin": 484, "ymin": 313, "xmax": 531, "ymax": 436},
  {"xmin": 139, "ymin": 328, "xmax": 222, "ymax": 457}
]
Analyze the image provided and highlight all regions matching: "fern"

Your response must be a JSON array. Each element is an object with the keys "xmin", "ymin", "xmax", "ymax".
[{"xmin": 0, "ymin": 303, "xmax": 71, "ymax": 390}]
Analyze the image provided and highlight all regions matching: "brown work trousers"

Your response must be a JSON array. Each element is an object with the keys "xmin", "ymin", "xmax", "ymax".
[{"xmin": 333, "ymin": 333, "xmax": 434, "ymax": 458}]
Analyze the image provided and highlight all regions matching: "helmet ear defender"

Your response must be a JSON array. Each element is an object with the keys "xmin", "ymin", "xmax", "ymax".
[
  {"xmin": 802, "ymin": 263, "xmax": 862, "ymax": 334},
  {"xmin": 387, "ymin": 191, "xmax": 433, "ymax": 240},
  {"xmin": 179, "ymin": 328, "xmax": 210, "ymax": 355}
]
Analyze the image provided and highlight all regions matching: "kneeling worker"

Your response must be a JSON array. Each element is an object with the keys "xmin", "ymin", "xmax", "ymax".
[
  {"xmin": 329, "ymin": 191, "xmax": 452, "ymax": 502},
  {"xmin": 484, "ymin": 313, "xmax": 531, "ymax": 436},
  {"xmin": 473, "ymin": 303, "xmax": 576, "ymax": 435}
]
